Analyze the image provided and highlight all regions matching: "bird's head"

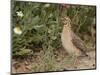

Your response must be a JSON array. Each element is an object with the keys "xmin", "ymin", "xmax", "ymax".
[{"xmin": 61, "ymin": 16, "xmax": 71, "ymax": 28}]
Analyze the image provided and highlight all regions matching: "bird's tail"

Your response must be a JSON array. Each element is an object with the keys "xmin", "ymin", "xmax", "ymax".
[
  {"xmin": 80, "ymin": 47, "xmax": 95, "ymax": 56},
  {"xmin": 86, "ymin": 47, "xmax": 95, "ymax": 52}
]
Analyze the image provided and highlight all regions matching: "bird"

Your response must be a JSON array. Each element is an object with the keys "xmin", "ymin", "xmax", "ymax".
[{"xmin": 61, "ymin": 16, "xmax": 89, "ymax": 60}]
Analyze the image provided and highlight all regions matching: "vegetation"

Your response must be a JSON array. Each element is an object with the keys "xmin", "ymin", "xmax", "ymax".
[{"xmin": 12, "ymin": 1, "xmax": 96, "ymax": 72}]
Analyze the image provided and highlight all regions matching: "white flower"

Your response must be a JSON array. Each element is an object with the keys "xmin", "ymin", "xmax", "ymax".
[
  {"xmin": 44, "ymin": 4, "xmax": 50, "ymax": 8},
  {"xmin": 13, "ymin": 27, "xmax": 22, "ymax": 35},
  {"xmin": 16, "ymin": 11, "xmax": 24, "ymax": 17}
]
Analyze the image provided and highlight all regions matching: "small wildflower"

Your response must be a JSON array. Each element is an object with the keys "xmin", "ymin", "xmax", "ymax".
[
  {"xmin": 13, "ymin": 26, "xmax": 22, "ymax": 35},
  {"xmin": 44, "ymin": 4, "xmax": 50, "ymax": 8},
  {"xmin": 62, "ymin": 4, "xmax": 71, "ymax": 9},
  {"xmin": 16, "ymin": 11, "xmax": 24, "ymax": 17}
]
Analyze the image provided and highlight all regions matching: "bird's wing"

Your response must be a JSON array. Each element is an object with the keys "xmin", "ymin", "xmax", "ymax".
[{"xmin": 71, "ymin": 31, "xmax": 87, "ymax": 55}]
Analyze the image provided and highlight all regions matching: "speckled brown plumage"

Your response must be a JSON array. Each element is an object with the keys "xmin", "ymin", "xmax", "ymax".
[{"xmin": 61, "ymin": 16, "xmax": 88, "ymax": 57}]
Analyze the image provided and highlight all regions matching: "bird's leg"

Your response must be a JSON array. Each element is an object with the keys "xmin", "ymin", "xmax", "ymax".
[
  {"xmin": 67, "ymin": 54, "xmax": 77, "ymax": 65},
  {"xmin": 72, "ymin": 55, "xmax": 81, "ymax": 68}
]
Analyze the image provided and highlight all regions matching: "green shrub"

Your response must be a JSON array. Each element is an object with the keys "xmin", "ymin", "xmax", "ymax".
[{"xmin": 12, "ymin": 1, "xmax": 96, "ymax": 57}]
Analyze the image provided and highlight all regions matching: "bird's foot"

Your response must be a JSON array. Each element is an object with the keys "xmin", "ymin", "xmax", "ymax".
[
  {"xmin": 72, "ymin": 56, "xmax": 81, "ymax": 68},
  {"xmin": 77, "ymin": 55, "xmax": 91, "ymax": 61}
]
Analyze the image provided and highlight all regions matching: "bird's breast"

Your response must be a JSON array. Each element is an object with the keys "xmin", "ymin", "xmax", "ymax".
[{"xmin": 61, "ymin": 28, "xmax": 81, "ymax": 55}]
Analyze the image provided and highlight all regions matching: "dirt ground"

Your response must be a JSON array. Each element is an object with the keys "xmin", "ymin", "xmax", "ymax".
[{"xmin": 12, "ymin": 48, "xmax": 96, "ymax": 74}]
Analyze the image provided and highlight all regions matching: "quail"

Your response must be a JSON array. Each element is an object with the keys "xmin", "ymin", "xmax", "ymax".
[{"xmin": 61, "ymin": 16, "xmax": 88, "ymax": 58}]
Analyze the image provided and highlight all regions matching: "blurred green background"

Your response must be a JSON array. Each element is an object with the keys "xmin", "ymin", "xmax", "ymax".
[{"xmin": 12, "ymin": 1, "xmax": 96, "ymax": 57}]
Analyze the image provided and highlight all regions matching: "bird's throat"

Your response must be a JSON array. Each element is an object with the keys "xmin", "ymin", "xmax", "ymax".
[{"xmin": 63, "ymin": 25, "xmax": 71, "ymax": 33}]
